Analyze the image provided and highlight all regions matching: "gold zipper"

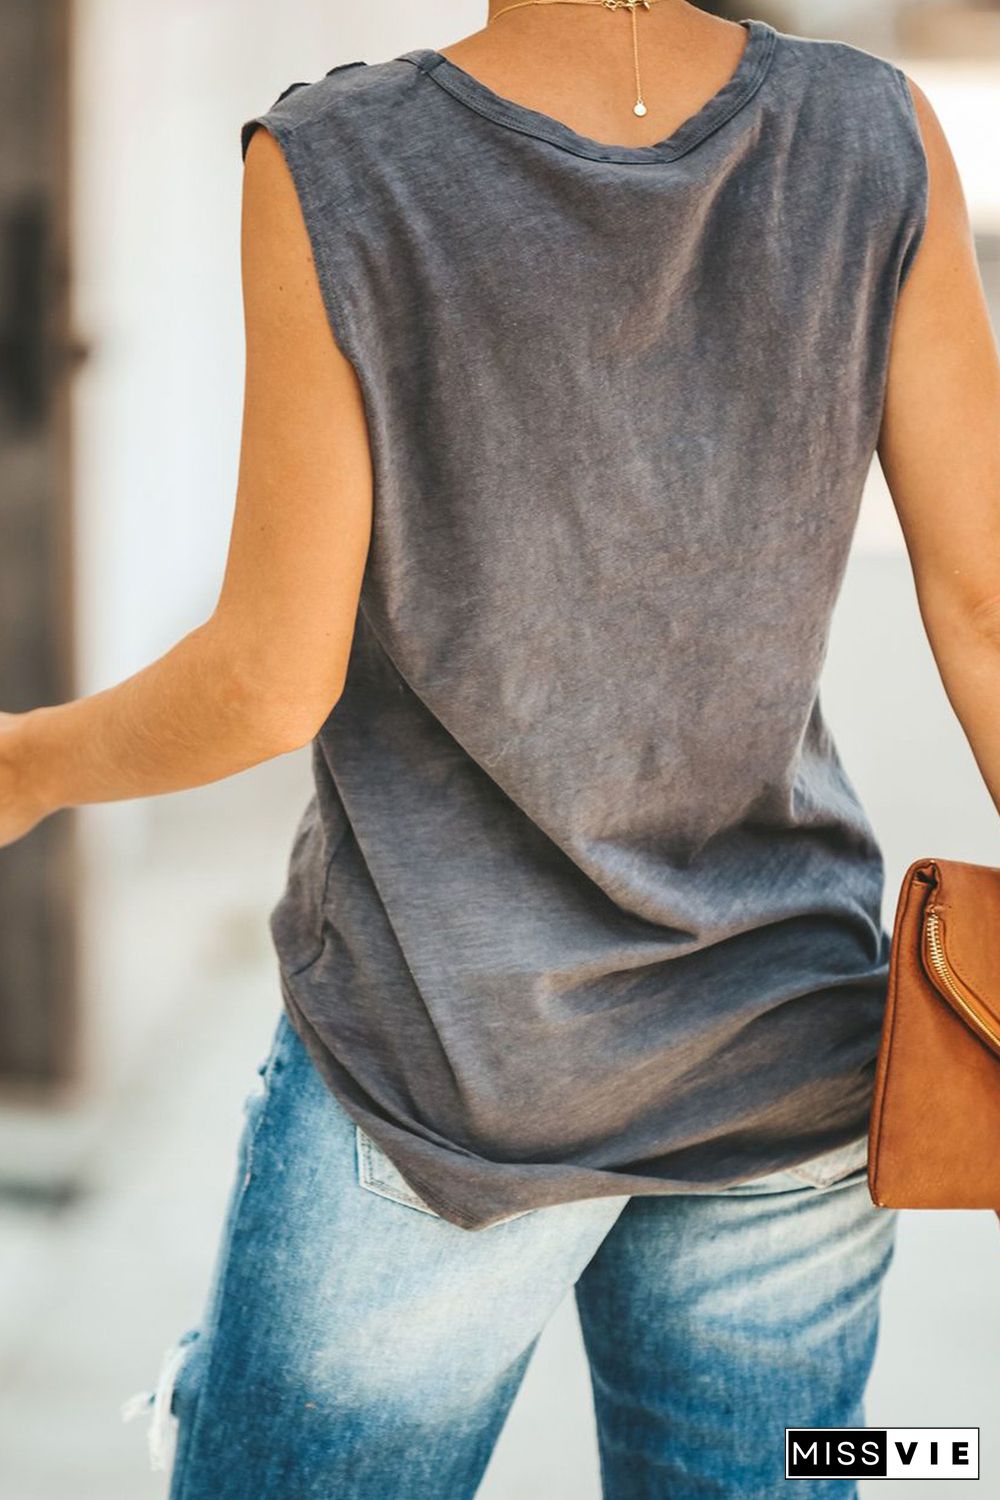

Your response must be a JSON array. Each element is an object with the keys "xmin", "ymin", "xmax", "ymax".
[{"xmin": 924, "ymin": 904, "xmax": 1000, "ymax": 1049}]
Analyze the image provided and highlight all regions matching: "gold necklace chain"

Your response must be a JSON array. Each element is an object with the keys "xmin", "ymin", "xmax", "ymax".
[{"xmin": 489, "ymin": 0, "xmax": 665, "ymax": 118}]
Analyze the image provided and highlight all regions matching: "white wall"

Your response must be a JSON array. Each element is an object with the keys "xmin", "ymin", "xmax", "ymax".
[{"xmin": 784, "ymin": 0, "xmax": 897, "ymax": 50}]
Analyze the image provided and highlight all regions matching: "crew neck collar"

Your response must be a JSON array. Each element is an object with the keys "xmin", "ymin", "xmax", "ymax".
[{"xmin": 397, "ymin": 19, "xmax": 777, "ymax": 165}]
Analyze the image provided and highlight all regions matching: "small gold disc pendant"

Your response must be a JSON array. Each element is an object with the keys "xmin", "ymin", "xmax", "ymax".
[{"xmin": 633, "ymin": 100, "xmax": 647, "ymax": 117}]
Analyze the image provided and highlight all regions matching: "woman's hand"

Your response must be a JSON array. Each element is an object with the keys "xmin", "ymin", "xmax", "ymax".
[{"xmin": 0, "ymin": 712, "xmax": 48, "ymax": 848}]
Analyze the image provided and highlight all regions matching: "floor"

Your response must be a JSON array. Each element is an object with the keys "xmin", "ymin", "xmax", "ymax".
[{"xmin": 0, "ymin": 547, "xmax": 998, "ymax": 1499}]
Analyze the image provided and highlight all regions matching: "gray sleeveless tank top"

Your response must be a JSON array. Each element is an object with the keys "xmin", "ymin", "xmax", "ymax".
[{"xmin": 241, "ymin": 19, "xmax": 927, "ymax": 1230}]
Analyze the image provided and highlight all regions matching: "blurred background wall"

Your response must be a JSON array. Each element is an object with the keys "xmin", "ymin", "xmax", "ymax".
[{"xmin": 0, "ymin": 2, "xmax": 998, "ymax": 1496}]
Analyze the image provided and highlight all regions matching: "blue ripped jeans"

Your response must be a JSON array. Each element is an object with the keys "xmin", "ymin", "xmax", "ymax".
[{"xmin": 133, "ymin": 1009, "xmax": 897, "ymax": 1499}]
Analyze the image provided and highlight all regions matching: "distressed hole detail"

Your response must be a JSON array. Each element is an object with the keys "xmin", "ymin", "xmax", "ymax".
[{"xmin": 121, "ymin": 1328, "xmax": 201, "ymax": 1472}]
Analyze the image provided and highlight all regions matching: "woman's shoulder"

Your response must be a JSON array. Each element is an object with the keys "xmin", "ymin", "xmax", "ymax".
[
  {"xmin": 769, "ymin": 24, "xmax": 908, "ymax": 95},
  {"xmin": 240, "ymin": 56, "xmax": 420, "ymax": 162},
  {"xmin": 764, "ymin": 23, "xmax": 921, "ymax": 171}
]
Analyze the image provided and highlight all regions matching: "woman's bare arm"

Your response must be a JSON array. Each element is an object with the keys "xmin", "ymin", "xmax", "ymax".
[
  {"xmin": 877, "ymin": 77, "xmax": 1000, "ymax": 817},
  {"xmin": 0, "ymin": 128, "xmax": 373, "ymax": 846}
]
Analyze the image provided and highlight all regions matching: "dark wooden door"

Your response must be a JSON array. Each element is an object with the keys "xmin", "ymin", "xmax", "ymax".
[{"xmin": 0, "ymin": 0, "xmax": 79, "ymax": 1096}]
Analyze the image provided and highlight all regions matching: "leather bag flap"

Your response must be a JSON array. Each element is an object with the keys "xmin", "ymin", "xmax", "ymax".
[{"xmin": 921, "ymin": 859, "xmax": 1000, "ymax": 1046}]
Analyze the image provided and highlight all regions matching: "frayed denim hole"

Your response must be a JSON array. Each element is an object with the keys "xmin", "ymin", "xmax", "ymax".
[
  {"xmin": 169, "ymin": 1329, "xmax": 203, "ymax": 1417},
  {"xmin": 239, "ymin": 1084, "xmax": 273, "ymax": 1191},
  {"xmin": 121, "ymin": 1327, "xmax": 202, "ymax": 1474},
  {"xmin": 254, "ymin": 1016, "xmax": 291, "ymax": 1088},
  {"xmin": 240, "ymin": 1020, "xmax": 293, "ymax": 1189}
]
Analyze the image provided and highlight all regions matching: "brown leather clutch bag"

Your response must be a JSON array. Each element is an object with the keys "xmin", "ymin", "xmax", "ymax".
[{"xmin": 868, "ymin": 857, "xmax": 1000, "ymax": 1215}]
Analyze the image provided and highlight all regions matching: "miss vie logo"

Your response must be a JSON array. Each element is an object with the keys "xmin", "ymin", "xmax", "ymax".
[{"xmin": 785, "ymin": 1428, "xmax": 979, "ymax": 1480}]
